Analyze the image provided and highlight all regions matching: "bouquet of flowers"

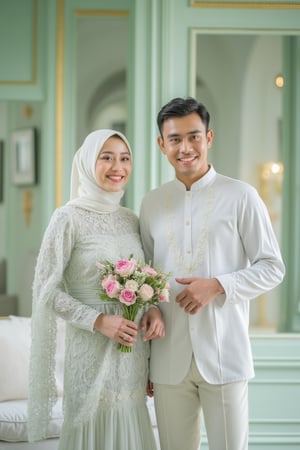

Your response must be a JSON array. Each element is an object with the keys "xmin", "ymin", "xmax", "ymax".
[{"xmin": 96, "ymin": 255, "xmax": 170, "ymax": 352}]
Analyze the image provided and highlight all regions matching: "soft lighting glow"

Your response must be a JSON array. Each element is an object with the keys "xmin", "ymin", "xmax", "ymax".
[
  {"xmin": 258, "ymin": 162, "xmax": 284, "ymax": 225},
  {"xmin": 260, "ymin": 162, "xmax": 284, "ymax": 180},
  {"xmin": 275, "ymin": 75, "xmax": 284, "ymax": 88},
  {"xmin": 271, "ymin": 162, "xmax": 283, "ymax": 175}
]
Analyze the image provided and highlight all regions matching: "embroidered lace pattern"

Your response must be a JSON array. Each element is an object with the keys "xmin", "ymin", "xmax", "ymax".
[
  {"xmin": 165, "ymin": 187, "xmax": 214, "ymax": 275},
  {"xmin": 28, "ymin": 206, "xmax": 148, "ymax": 441}
]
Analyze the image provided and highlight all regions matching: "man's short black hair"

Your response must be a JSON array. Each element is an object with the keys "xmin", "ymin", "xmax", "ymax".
[{"xmin": 157, "ymin": 97, "xmax": 210, "ymax": 136}]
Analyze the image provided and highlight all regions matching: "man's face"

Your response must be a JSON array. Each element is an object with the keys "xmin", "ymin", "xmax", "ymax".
[{"xmin": 158, "ymin": 112, "xmax": 213, "ymax": 189}]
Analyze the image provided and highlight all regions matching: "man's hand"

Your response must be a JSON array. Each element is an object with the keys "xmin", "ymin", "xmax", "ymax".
[
  {"xmin": 147, "ymin": 379, "xmax": 154, "ymax": 397},
  {"xmin": 140, "ymin": 307, "xmax": 165, "ymax": 341},
  {"xmin": 175, "ymin": 277, "xmax": 224, "ymax": 314}
]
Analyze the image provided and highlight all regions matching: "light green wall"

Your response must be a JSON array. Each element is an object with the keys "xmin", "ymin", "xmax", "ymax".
[
  {"xmin": 6, "ymin": 101, "xmax": 44, "ymax": 316},
  {"xmin": 0, "ymin": 1, "xmax": 300, "ymax": 447},
  {"xmin": 0, "ymin": 0, "xmax": 299, "ymax": 324},
  {"xmin": 0, "ymin": 0, "xmax": 45, "ymax": 100},
  {"xmin": 0, "ymin": 0, "xmax": 57, "ymax": 315},
  {"xmin": 0, "ymin": 0, "xmax": 35, "ymax": 82}
]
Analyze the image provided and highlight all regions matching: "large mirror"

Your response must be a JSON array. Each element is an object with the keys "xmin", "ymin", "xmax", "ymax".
[{"xmin": 190, "ymin": 31, "xmax": 287, "ymax": 332}]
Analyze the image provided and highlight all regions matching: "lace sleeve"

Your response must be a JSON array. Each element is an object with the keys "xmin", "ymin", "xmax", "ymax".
[
  {"xmin": 33, "ymin": 207, "xmax": 99, "ymax": 332},
  {"xmin": 29, "ymin": 207, "xmax": 101, "ymax": 442}
]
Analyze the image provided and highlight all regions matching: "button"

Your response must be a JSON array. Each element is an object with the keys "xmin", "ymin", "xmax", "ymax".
[
  {"xmin": 185, "ymin": 220, "xmax": 190, "ymax": 226},
  {"xmin": 187, "ymin": 250, "xmax": 191, "ymax": 254}
]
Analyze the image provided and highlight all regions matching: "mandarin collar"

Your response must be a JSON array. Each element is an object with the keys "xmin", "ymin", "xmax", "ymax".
[{"xmin": 174, "ymin": 165, "xmax": 216, "ymax": 192}]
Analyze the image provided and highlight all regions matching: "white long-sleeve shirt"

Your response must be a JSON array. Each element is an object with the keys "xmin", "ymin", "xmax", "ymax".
[{"xmin": 140, "ymin": 166, "xmax": 285, "ymax": 384}]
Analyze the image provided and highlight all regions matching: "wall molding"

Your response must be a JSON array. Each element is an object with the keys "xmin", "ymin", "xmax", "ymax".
[
  {"xmin": 191, "ymin": 1, "xmax": 300, "ymax": 9},
  {"xmin": 0, "ymin": 0, "xmax": 38, "ymax": 85}
]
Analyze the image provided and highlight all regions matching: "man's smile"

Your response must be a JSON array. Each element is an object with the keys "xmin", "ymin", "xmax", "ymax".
[{"xmin": 177, "ymin": 155, "xmax": 198, "ymax": 163}]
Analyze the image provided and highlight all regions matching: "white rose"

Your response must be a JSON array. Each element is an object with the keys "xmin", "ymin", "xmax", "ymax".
[
  {"xmin": 125, "ymin": 279, "xmax": 139, "ymax": 292},
  {"xmin": 139, "ymin": 284, "xmax": 154, "ymax": 301}
]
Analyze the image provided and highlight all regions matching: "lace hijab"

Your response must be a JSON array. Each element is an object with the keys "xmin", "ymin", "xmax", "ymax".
[{"xmin": 28, "ymin": 129, "xmax": 133, "ymax": 441}]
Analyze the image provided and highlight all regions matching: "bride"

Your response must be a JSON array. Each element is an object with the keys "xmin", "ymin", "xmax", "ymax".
[{"xmin": 28, "ymin": 129, "xmax": 164, "ymax": 450}]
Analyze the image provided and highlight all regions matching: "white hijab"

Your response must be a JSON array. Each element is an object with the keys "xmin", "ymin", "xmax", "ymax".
[{"xmin": 67, "ymin": 129, "xmax": 132, "ymax": 213}]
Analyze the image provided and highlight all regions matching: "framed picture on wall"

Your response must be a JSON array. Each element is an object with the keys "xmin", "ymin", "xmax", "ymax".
[{"xmin": 11, "ymin": 128, "xmax": 37, "ymax": 186}]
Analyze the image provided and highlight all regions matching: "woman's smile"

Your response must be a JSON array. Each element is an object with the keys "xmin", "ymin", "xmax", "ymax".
[{"xmin": 107, "ymin": 174, "xmax": 125, "ymax": 182}]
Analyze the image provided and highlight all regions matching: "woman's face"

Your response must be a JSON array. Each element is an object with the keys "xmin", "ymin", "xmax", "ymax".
[{"xmin": 95, "ymin": 136, "xmax": 132, "ymax": 192}]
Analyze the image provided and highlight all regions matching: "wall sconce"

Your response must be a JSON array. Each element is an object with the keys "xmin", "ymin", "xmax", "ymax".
[
  {"xmin": 275, "ymin": 75, "xmax": 284, "ymax": 88},
  {"xmin": 258, "ymin": 162, "xmax": 284, "ymax": 223},
  {"xmin": 22, "ymin": 191, "xmax": 33, "ymax": 226},
  {"xmin": 22, "ymin": 104, "xmax": 33, "ymax": 119},
  {"xmin": 257, "ymin": 162, "xmax": 283, "ymax": 328}
]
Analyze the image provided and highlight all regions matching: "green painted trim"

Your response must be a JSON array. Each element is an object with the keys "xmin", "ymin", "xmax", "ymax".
[
  {"xmin": 280, "ymin": 37, "xmax": 300, "ymax": 332},
  {"xmin": 190, "ymin": 0, "xmax": 300, "ymax": 9},
  {"xmin": 127, "ymin": 0, "xmax": 166, "ymax": 212},
  {"xmin": 74, "ymin": 9, "xmax": 128, "ymax": 16},
  {"xmin": 70, "ymin": 0, "xmax": 130, "ymax": 7},
  {"xmin": 40, "ymin": 0, "xmax": 59, "ymax": 224},
  {"xmin": 0, "ymin": 0, "xmax": 38, "ymax": 85}
]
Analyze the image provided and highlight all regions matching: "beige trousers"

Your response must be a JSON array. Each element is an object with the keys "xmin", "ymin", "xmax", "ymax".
[{"xmin": 154, "ymin": 356, "xmax": 248, "ymax": 450}]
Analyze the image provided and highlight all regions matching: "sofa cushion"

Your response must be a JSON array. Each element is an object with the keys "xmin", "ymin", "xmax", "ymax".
[
  {"xmin": 0, "ymin": 399, "xmax": 63, "ymax": 442},
  {"xmin": 0, "ymin": 316, "xmax": 64, "ymax": 402},
  {"xmin": 0, "ymin": 316, "xmax": 31, "ymax": 401}
]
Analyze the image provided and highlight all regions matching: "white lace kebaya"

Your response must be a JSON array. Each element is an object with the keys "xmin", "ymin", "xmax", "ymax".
[{"xmin": 28, "ymin": 130, "xmax": 157, "ymax": 450}]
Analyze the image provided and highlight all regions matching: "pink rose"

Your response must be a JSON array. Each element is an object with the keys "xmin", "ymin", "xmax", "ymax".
[
  {"xmin": 141, "ymin": 266, "xmax": 158, "ymax": 277},
  {"xmin": 105, "ymin": 280, "xmax": 121, "ymax": 298},
  {"xmin": 115, "ymin": 259, "xmax": 136, "ymax": 277},
  {"xmin": 101, "ymin": 274, "xmax": 116, "ymax": 289},
  {"xmin": 139, "ymin": 284, "xmax": 154, "ymax": 301},
  {"xmin": 119, "ymin": 289, "xmax": 136, "ymax": 305},
  {"xmin": 159, "ymin": 288, "xmax": 170, "ymax": 303}
]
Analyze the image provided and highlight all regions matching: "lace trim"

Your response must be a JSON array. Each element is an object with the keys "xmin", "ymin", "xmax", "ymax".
[{"xmin": 28, "ymin": 307, "xmax": 58, "ymax": 441}]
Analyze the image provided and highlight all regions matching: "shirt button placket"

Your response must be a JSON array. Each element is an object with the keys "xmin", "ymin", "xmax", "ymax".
[{"xmin": 184, "ymin": 191, "xmax": 193, "ymax": 274}]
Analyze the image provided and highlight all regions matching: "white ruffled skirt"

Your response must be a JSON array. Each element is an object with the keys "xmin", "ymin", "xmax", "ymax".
[{"xmin": 58, "ymin": 398, "xmax": 157, "ymax": 450}]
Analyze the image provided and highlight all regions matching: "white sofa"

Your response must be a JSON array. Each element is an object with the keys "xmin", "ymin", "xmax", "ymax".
[
  {"xmin": 0, "ymin": 316, "xmax": 62, "ymax": 449},
  {"xmin": 0, "ymin": 316, "xmax": 159, "ymax": 450}
]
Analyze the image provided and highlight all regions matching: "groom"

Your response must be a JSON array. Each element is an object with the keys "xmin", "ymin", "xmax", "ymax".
[{"xmin": 140, "ymin": 96, "xmax": 285, "ymax": 450}]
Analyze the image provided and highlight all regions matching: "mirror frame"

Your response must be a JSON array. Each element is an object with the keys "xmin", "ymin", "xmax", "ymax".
[{"xmin": 189, "ymin": 27, "xmax": 300, "ymax": 334}]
